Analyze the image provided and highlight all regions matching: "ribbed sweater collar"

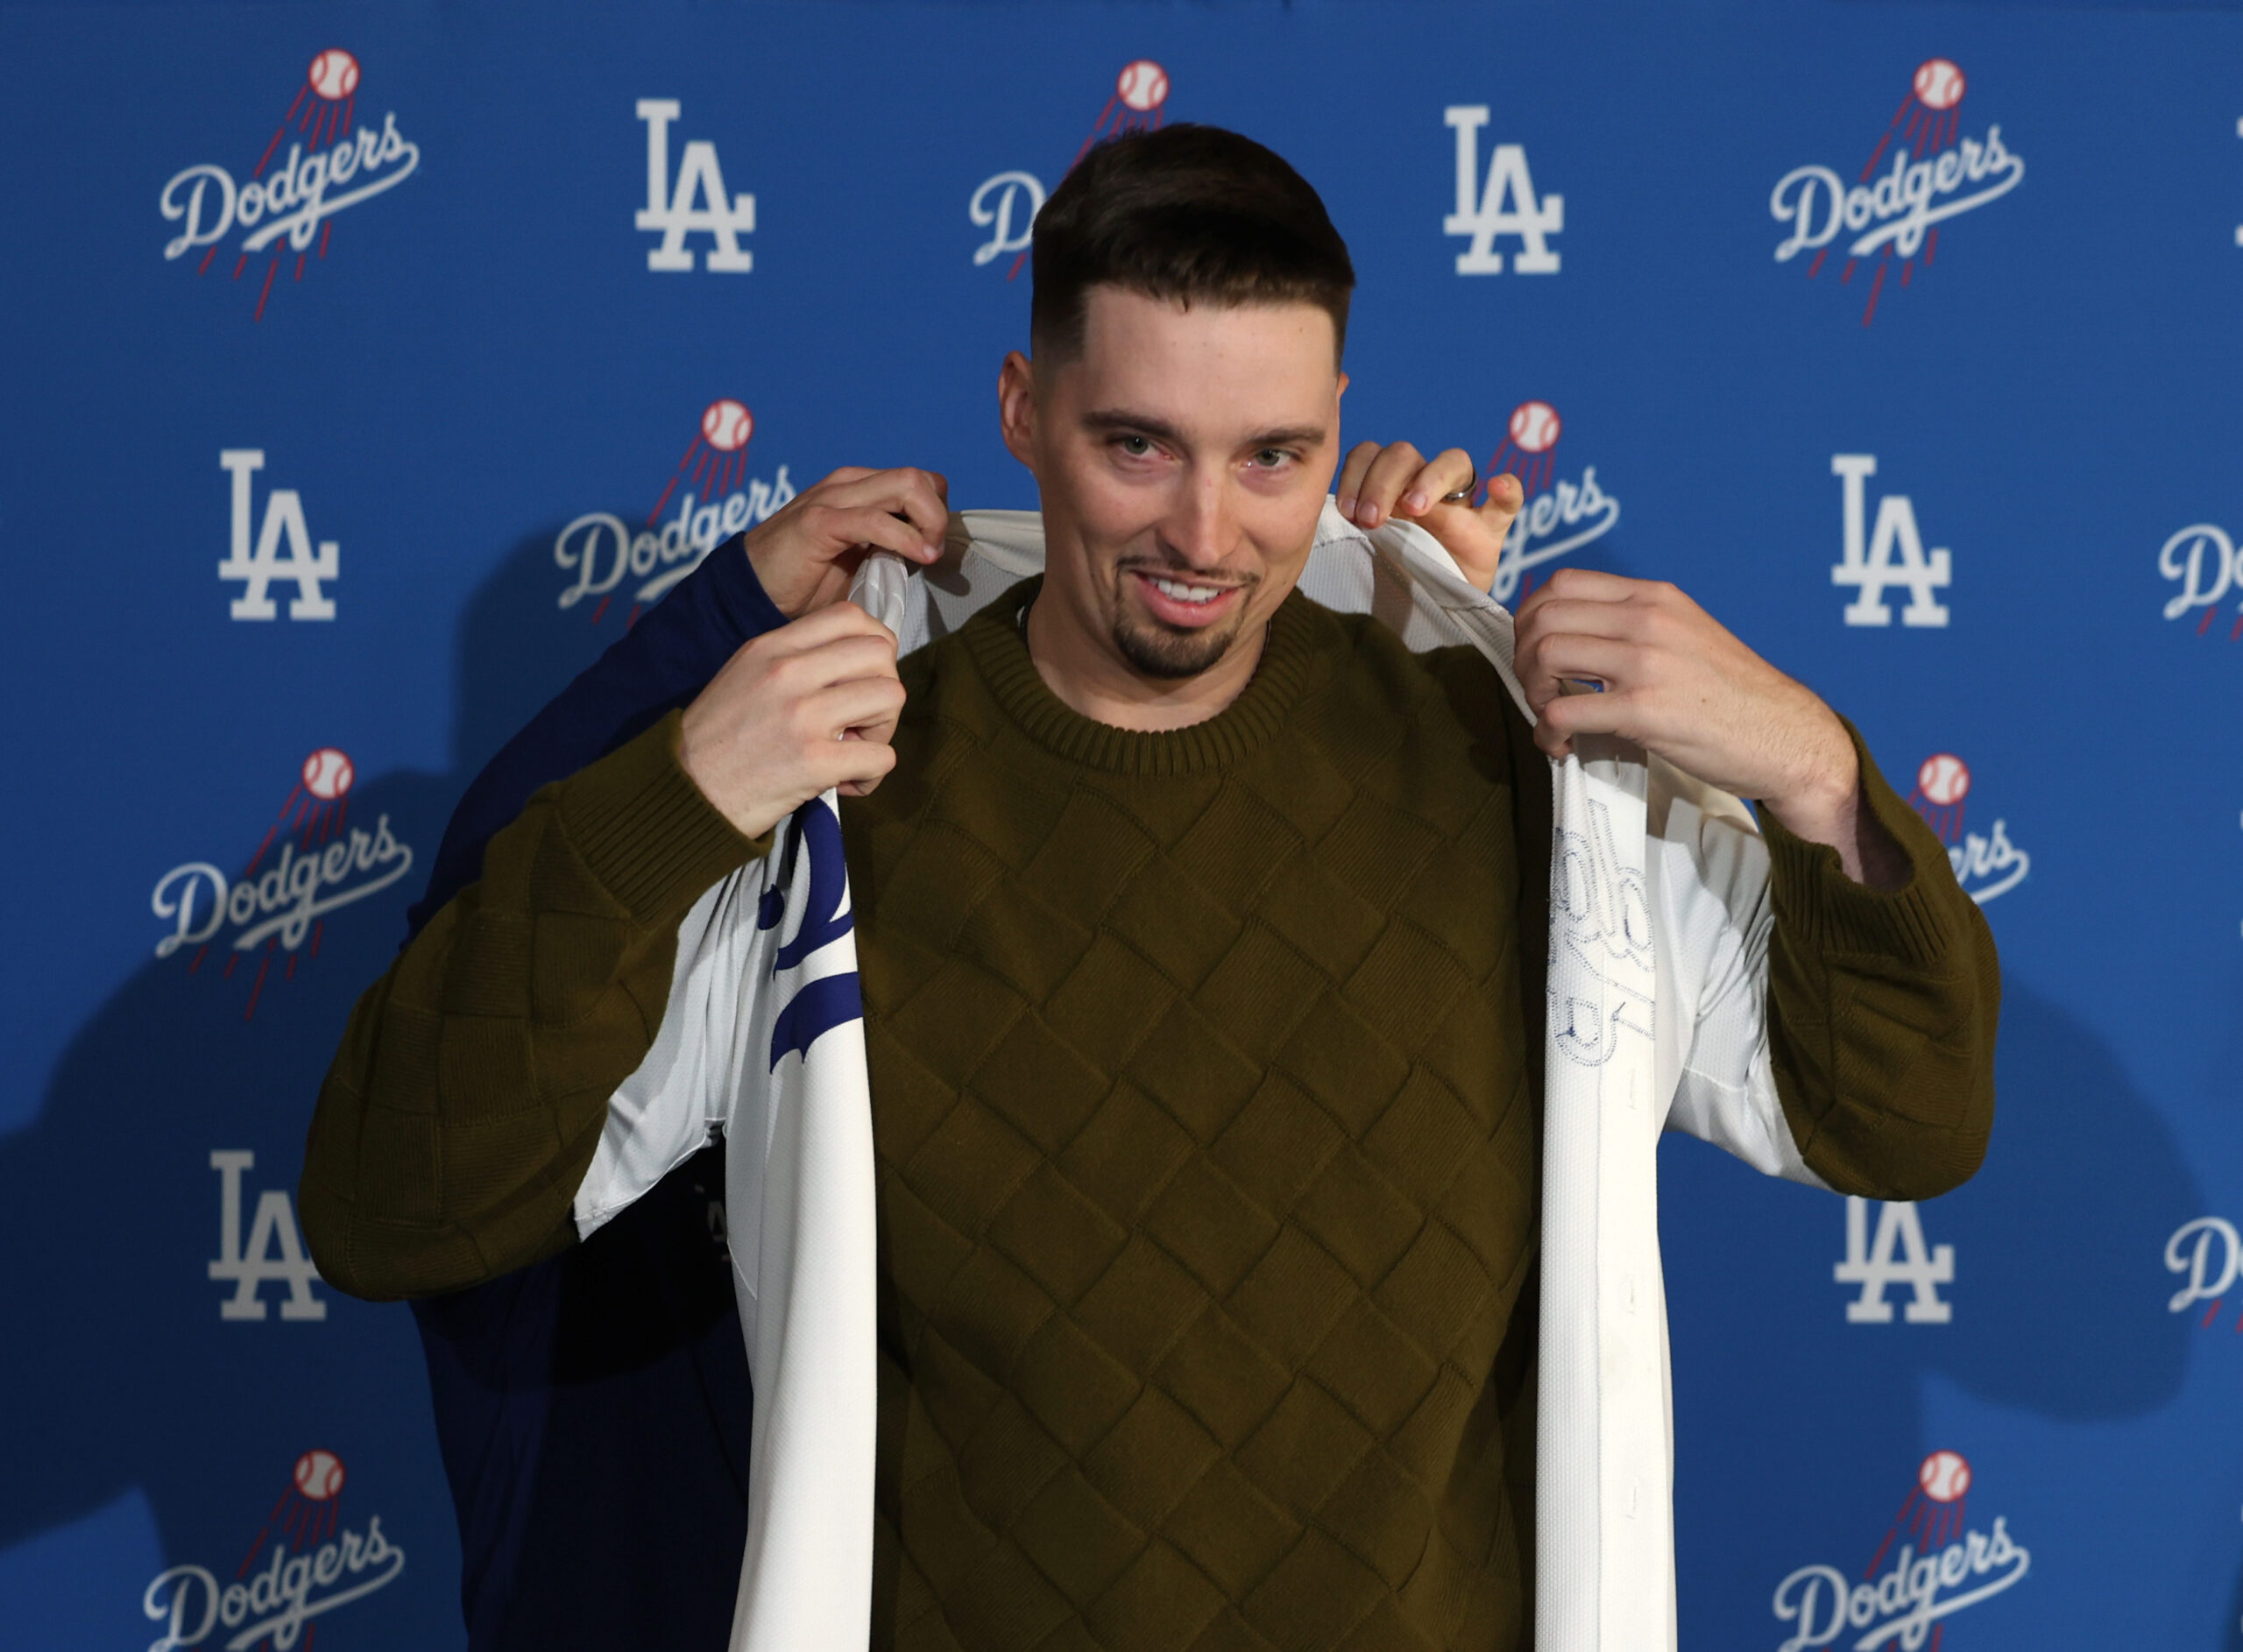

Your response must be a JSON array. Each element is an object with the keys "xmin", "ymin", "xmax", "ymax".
[{"xmin": 959, "ymin": 576, "xmax": 1325, "ymax": 778}]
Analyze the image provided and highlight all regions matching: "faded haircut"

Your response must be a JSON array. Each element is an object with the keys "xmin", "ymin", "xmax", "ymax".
[{"xmin": 1030, "ymin": 124, "xmax": 1355, "ymax": 365}]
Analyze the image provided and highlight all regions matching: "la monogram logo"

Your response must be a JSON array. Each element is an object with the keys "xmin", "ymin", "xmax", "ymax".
[
  {"xmin": 220, "ymin": 450, "xmax": 337, "ymax": 621},
  {"xmin": 1830, "ymin": 455, "xmax": 1952, "ymax": 627},
  {"xmin": 1836, "ymin": 1197, "xmax": 1954, "ymax": 1324},
  {"xmin": 209, "ymin": 1150, "xmax": 325, "ymax": 1322},
  {"xmin": 1442, "ymin": 106, "xmax": 1562, "ymax": 275},
  {"xmin": 635, "ymin": 100, "xmax": 755, "ymax": 272}
]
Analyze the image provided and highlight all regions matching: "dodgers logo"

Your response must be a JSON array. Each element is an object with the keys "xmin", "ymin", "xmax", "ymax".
[
  {"xmin": 1548, "ymin": 791, "xmax": 1654, "ymax": 1068},
  {"xmin": 2164, "ymin": 1215, "xmax": 2243, "ymax": 1331},
  {"xmin": 1906, "ymin": 753, "xmax": 2028, "ymax": 904},
  {"xmin": 150, "ymin": 748, "xmax": 414, "ymax": 1019},
  {"xmin": 143, "ymin": 1450, "xmax": 406, "ymax": 1651},
  {"xmin": 2155, "ymin": 521, "xmax": 2243, "ymax": 644},
  {"xmin": 758, "ymin": 798, "xmax": 863, "ymax": 1068},
  {"xmin": 160, "ymin": 50, "xmax": 420, "ymax": 321},
  {"xmin": 554, "ymin": 398, "xmax": 796, "ymax": 625},
  {"xmin": 969, "ymin": 60, "xmax": 1171, "ymax": 277},
  {"xmin": 1478, "ymin": 399, "xmax": 1621, "ymax": 603},
  {"xmin": 1772, "ymin": 59, "xmax": 2024, "ymax": 326},
  {"xmin": 1772, "ymin": 1451, "xmax": 2030, "ymax": 1651}
]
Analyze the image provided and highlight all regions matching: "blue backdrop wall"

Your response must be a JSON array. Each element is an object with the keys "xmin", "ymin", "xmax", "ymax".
[{"xmin": 3, "ymin": 2, "xmax": 2240, "ymax": 1648}]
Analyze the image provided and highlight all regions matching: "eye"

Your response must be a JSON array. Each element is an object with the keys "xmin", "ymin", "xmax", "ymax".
[
  {"xmin": 1115, "ymin": 434, "xmax": 1155, "ymax": 457},
  {"xmin": 1251, "ymin": 448, "xmax": 1293, "ymax": 469}
]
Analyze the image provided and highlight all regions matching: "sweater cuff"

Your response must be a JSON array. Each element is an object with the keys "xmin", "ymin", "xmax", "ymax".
[
  {"xmin": 1760, "ymin": 719, "xmax": 1962, "ymax": 968},
  {"xmin": 556, "ymin": 709, "xmax": 769, "ymax": 922}
]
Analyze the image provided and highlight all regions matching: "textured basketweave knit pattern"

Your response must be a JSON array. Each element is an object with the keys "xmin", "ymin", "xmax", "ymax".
[{"xmin": 843, "ymin": 581, "xmax": 1551, "ymax": 1652}]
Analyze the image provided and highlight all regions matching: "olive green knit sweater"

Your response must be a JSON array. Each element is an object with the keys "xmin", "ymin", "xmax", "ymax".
[{"xmin": 302, "ymin": 578, "xmax": 1999, "ymax": 1651}]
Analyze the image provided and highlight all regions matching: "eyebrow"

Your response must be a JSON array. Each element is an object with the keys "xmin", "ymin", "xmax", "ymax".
[{"xmin": 1081, "ymin": 408, "xmax": 1328, "ymax": 450}]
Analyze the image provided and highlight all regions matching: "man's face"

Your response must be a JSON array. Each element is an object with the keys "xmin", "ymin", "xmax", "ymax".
[{"xmin": 1001, "ymin": 286, "xmax": 1345, "ymax": 681}]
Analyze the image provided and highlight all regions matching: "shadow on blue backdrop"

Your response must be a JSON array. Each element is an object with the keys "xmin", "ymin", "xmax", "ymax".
[
  {"xmin": 1663, "ymin": 978, "xmax": 2198, "ymax": 1644},
  {"xmin": 0, "ymin": 527, "xmax": 698, "ymax": 1648}
]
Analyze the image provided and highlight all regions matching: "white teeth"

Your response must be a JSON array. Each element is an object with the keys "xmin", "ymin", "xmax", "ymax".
[{"xmin": 1150, "ymin": 575, "xmax": 1223, "ymax": 604}]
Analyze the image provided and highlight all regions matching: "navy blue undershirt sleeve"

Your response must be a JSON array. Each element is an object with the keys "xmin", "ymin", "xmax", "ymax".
[
  {"xmin": 399, "ymin": 530, "xmax": 782, "ymax": 1651},
  {"xmin": 407, "ymin": 531, "xmax": 787, "ymax": 940}
]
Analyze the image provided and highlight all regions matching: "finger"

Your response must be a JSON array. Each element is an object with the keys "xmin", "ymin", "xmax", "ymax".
[
  {"xmin": 1531, "ymin": 566, "xmax": 1645, "ymax": 605},
  {"xmin": 1334, "ymin": 441, "xmax": 1383, "ymax": 519},
  {"xmin": 1528, "ymin": 633, "xmax": 1634, "ymax": 692},
  {"xmin": 1537, "ymin": 684, "xmax": 1638, "ymax": 748},
  {"xmin": 832, "ymin": 738, "xmax": 902, "ymax": 798},
  {"xmin": 1478, "ymin": 471, "xmax": 1525, "ymax": 535},
  {"xmin": 754, "ymin": 600, "xmax": 899, "ymax": 666},
  {"xmin": 1514, "ymin": 596, "xmax": 1645, "ymax": 646},
  {"xmin": 1397, "ymin": 448, "xmax": 1478, "ymax": 519},
  {"xmin": 816, "ymin": 468, "xmax": 951, "ymax": 556},
  {"xmin": 803, "ymin": 500, "xmax": 947, "ymax": 568},
  {"xmin": 1351, "ymin": 442, "xmax": 1426, "ymax": 528},
  {"xmin": 813, "ymin": 720, "xmax": 901, "ymax": 792},
  {"xmin": 769, "ymin": 633, "xmax": 901, "ymax": 698},
  {"xmin": 803, "ymin": 674, "xmax": 908, "ymax": 745}
]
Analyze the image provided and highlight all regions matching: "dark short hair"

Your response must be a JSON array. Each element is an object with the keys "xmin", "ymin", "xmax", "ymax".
[{"xmin": 1030, "ymin": 124, "xmax": 1355, "ymax": 364}]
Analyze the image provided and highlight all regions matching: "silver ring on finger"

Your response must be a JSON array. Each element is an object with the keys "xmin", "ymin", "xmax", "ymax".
[{"xmin": 1440, "ymin": 474, "xmax": 1478, "ymax": 505}]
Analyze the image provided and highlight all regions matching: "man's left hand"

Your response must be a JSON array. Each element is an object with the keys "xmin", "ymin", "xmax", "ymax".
[{"xmin": 1515, "ymin": 568, "xmax": 1909, "ymax": 887}]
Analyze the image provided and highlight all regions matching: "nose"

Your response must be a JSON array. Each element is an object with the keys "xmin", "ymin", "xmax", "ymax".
[{"xmin": 1158, "ymin": 464, "xmax": 1237, "ymax": 572}]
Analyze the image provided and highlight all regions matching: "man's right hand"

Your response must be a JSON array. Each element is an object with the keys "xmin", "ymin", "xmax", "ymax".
[
  {"xmin": 680, "ymin": 602, "xmax": 906, "ymax": 837},
  {"xmin": 746, "ymin": 465, "xmax": 951, "ymax": 619}
]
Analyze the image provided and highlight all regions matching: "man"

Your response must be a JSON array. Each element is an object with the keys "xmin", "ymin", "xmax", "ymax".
[{"xmin": 304, "ymin": 126, "xmax": 1995, "ymax": 1650}]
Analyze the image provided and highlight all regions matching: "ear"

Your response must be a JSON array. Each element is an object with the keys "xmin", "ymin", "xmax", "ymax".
[{"xmin": 997, "ymin": 350, "xmax": 1038, "ymax": 475}]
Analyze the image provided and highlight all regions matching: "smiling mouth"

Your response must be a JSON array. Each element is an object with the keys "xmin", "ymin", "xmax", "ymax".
[{"xmin": 1147, "ymin": 575, "xmax": 1228, "ymax": 605}]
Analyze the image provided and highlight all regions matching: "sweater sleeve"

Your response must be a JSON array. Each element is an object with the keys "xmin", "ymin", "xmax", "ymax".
[
  {"xmin": 1757, "ymin": 722, "xmax": 2000, "ymax": 1201},
  {"xmin": 301, "ymin": 711, "xmax": 767, "ymax": 1301}
]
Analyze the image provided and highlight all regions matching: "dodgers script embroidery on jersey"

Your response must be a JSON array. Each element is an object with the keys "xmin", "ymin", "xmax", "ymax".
[
  {"xmin": 555, "ymin": 397, "xmax": 796, "ymax": 625},
  {"xmin": 1548, "ymin": 790, "xmax": 1654, "ymax": 1066},
  {"xmin": 635, "ymin": 99, "xmax": 755, "ymax": 271},
  {"xmin": 1443, "ymin": 106, "xmax": 1562, "ymax": 275},
  {"xmin": 1830, "ymin": 455, "xmax": 1952, "ymax": 629},
  {"xmin": 220, "ymin": 450, "xmax": 337, "ymax": 621},
  {"xmin": 968, "ymin": 60, "xmax": 1171, "ymax": 277},
  {"xmin": 759, "ymin": 799, "xmax": 863, "ymax": 1068},
  {"xmin": 143, "ymin": 1451, "xmax": 406, "ymax": 1652},
  {"xmin": 1771, "ymin": 58, "xmax": 2023, "ymax": 326},
  {"xmin": 151, "ymin": 748, "xmax": 414, "ymax": 1019},
  {"xmin": 2157, "ymin": 522, "xmax": 2243, "ymax": 646},
  {"xmin": 1772, "ymin": 1452, "xmax": 2029, "ymax": 1651},
  {"xmin": 159, "ymin": 49, "xmax": 420, "ymax": 321}
]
